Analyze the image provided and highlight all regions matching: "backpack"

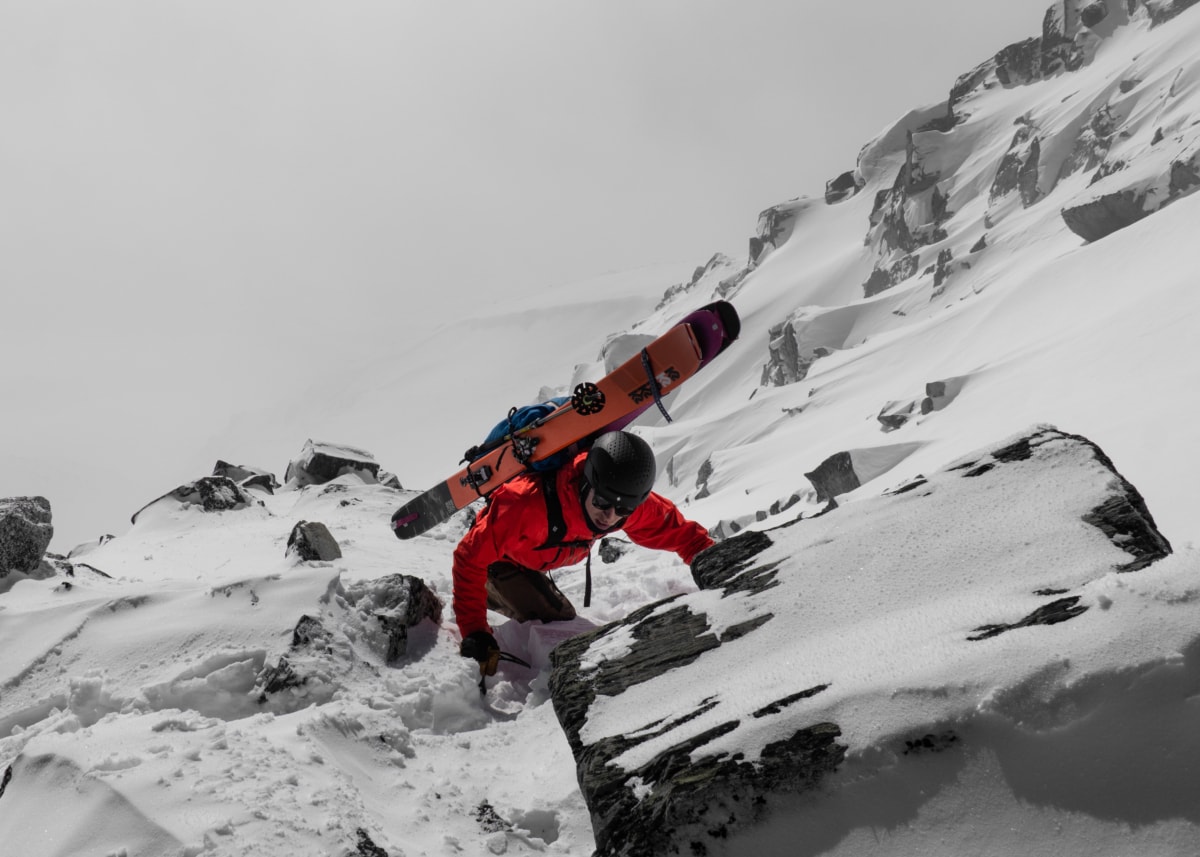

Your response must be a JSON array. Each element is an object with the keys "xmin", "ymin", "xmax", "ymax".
[
  {"xmin": 461, "ymin": 396, "xmax": 575, "ymax": 472},
  {"xmin": 463, "ymin": 396, "xmax": 600, "ymax": 605}
]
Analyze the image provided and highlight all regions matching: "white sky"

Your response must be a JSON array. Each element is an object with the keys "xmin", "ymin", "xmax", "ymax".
[{"xmin": 2, "ymin": 0, "xmax": 1055, "ymax": 548}]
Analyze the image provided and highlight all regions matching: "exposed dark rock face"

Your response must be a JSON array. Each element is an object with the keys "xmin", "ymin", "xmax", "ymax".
[
  {"xmin": 760, "ymin": 318, "xmax": 835, "ymax": 386},
  {"xmin": 804, "ymin": 452, "xmax": 861, "ymax": 503},
  {"xmin": 825, "ymin": 170, "xmax": 864, "ymax": 204},
  {"xmin": 550, "ymin": 427, "xmax": 1173, "ymax": 855},
  {"xmin": 1061, "ymin": 188, "xmax": 1151, "ymax": 241},
  {"xmin": 131, "ymin": 476, "xmax": 261, "ymax": 525},
  {"xmin": 213, "ymin": 460, "xmax": 280, "ymax": 493},
  {"xmin": 690, "ymin": 529, "xmax": 777, "ymax": 595},
  {"xmin": 748, "ymin": 199, "xmax": 811, "ymax": 267},
  {"xmin": 353, "ymin": 828, "xmax": 390, "ymax": 857},
  {"xmin": 285, "ymin": 440, "xmax": 382, "ymax": 487},
  {"xmin": 1169, "ymin": 150, "xmax": 1200, "ymax": 196},
  {"xmin": 550, "ymin": 599, "xmax": 845, "ymax": 857},
  {"xmin": 990, "ymin": 123, "xmax": 1043, "ymax": 207},
  {"xmin": 0, "ymin": 496, "xmax": 53, "ymax": 576},
  {"xmin": 862, "ymin": 131, "xmax": 950, "ymax": 297},
  {"xmin": 969, "ymin": 595, "xmax": 1090, "ymax": 640},
  {"xmin": 1146, "ymin": 0, "xmax": 1200, "ymax": 25},
  {"xmin": 286, "ymin": 521, "xmax": 343, "ymax": 562},
  {"xmin": 1059, "ymin": 104, "xmax": 1121, "ymax": 183}
]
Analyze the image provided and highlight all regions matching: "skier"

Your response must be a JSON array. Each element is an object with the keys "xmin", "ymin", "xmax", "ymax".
[{"xmin": 454, "ymin": 430, "xmax": 713, "ymax": 673}]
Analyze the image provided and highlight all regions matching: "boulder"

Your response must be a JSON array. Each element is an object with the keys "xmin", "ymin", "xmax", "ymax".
[
  {"xmin": 285, "ymin": 440, "xmax": 382, "ymax": 487},
  {"xmin": 213, "ymin": 460, "xmax": 280, "ymax": 494},
  {"xmin": 0, "ymin": 496, "xmax": 53, "ymax": 576},
  {"xmin": 1061, "ymin": 188, "xmax": 1151, "ymax": 241},
  {"xmin": 804, "ymin": 451, "xmax": 860, "ymax": 502},
  {"xmin": 286, "ymin": 521, "xmax": 343, "ymax": 562},
  {"xmin": 549, "ymin": 427, "xmax": 1174, "ymax": 856},
  {"xmin": 131, "ymin": 476, "xmax": 261, "ymax": 524}
]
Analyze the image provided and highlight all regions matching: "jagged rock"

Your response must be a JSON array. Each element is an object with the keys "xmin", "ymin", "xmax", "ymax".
[
  {"xmin": 862, "ymin": 253, "xmax": 919, "ymax": 298},
  {"xmin": 213, "ymin": 460, "xmax": 280, "ymax": 493},
  {"xmin": 132, "ymin": 476, "xmax": 261, "ymax": 525},
  {"xmin": 1080, "ymin": 2, "xmax": 1109, "ymax": 27},
  {"xmin": 353, "ymin": 828, "xmax": 390, "ymax": 857},
  {"xmin": 932, "ymin": 247, "xmax": 955, "ymax": 289},
  {"xmin": 550, "ymin": 573, "xmax": 843, "ymax": 857},
  {"xmin": 285, "ymin": 440, "xmax": 382, "ymax": 487},
  {"xmin": 760, "ymin": 316, "xmax": 837, "ymax": 387},
  {"xmin": 0, "ymin": 496, "xmax": 53, "ymax": 576},
  {"xmin": 1061, "ymin": 188, "xmax": 1150, "ymax": 241},
  {"xmin": 598, "ymin": 537, "xmax": 632, "ymax": 564},
  {"xmin": 878, "ymin": 399, "xmax": 918, "ymax": 431},
  {"xmin": 922, "ymin": 375, "xmax": 969, "ymax": 414},
  {"xmin": 656, "ymin": 253, "xmax": 742, "ymax": 310},
  {"xmin": 286, "ymin": 521, "xmax": 342, "ymax": 562},
  {"xmin": 748, "ymin": 199, "xmax": 811, "ymax": 267},
  {"xmin": 291, "ymin": 614, "xmax": 331, "ymax": 649},
  {"xmin": 804, "ymin": 451, "xmax": 861, "ymax": 502},
  {"xmin": 341, "ymin": 574, "xmax": 443, "ymax": 663},
  {"xmin": 1146, "ymin": 0, "xmax": 1200, "ymax": 26},
  {"xmin": 1169, "ymin": 151, "xmax": 1200, "ymax": 197},
  {"xmin": 824, "ymin": 170, "xmax": 864, "ymax": 204},
  {"xmin": 256, "ymin": 655, "xmax": 306, "ymax": 697},
  {"xmin": 550, "ymin": 427, "xmax": 1173, "ymax": 855},
  {"xmin": 805, "ymin": 443, "xmax": 925, "ymax": 503},
  {"xmin": 990, "ymin": 122, "xmax": 1042, "ymax": 207}
]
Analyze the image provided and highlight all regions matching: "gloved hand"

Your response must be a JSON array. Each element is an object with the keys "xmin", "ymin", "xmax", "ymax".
[{"xmin": 460, "ymin": 630, "xmax": 501, "ymax": 676}]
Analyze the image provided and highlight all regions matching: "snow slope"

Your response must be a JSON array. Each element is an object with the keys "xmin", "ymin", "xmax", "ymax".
[{"xmin": 4, "ymin": 2, "xmax": 1200, "ymax": 856}]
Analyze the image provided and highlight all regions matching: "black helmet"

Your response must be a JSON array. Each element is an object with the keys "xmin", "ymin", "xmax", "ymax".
[{"xmin": 584, "ymin": 431, "xmax": 657, "ymax": 511}]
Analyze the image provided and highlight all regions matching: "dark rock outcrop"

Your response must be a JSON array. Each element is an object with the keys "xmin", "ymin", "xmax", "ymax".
[
  {"xmin": 862, "ymin": 131, "xmax": 950, "ymax": 297},
  {"xmin": 0, "ymin": 496, "xmax": 53, "ymax": 576},
  {"xmin": 285, "ymin": 440, "xmax": 382, "ymax": 487},
  {"xmin": 214, "ymin": 460, "xmax": 280, "ymax": 494},
  {"xmin": 825, "ymin": 170, "xmax": 864, "ymax": 204},
  {"xmin": 286, "ymin": 521, "xmax": 343, "ymax": 562},
  {"xmin": 550, "ymin": 427, "xmax": 1173, "ymax": 855},
  {"xmin": 804, "ymin": 451, "xmax": 861, "ymax": 503},
  {"xmin": 748, "ymin": 199, "xmax": 811, "ymax": 267},
  {"xmin": 550, "ymin": 599, "xmax": 845, "ymax": 857},
  {"xmin": 1061, "ymin": 188, "xmax": 1151, "ymax": 241},
  {"xmin": 131, "ymin": 476, "xmax": 262, "ymax": 524}
]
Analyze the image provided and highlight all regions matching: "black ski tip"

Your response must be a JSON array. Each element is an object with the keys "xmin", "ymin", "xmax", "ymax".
[
  {"xmin": 391, "ymin": 506, "xmax": 422, "ymax": 539},
  {"xmin": 390, "ymin": 482, "xmax": 457, "ymax": 540}
]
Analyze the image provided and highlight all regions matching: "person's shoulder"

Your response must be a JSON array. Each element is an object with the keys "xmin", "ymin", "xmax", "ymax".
[{"xmin": 491, "ymin": 472, "xmax": 543, "ymax": 505}]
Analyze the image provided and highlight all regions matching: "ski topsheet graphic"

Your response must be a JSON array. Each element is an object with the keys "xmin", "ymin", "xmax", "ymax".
[{"xmin": 390, "ymin": 301, "xmax": 740, "ymax": 539}]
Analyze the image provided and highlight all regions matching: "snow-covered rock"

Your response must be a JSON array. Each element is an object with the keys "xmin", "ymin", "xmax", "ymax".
[{"xmin": 549, "ymin": 427, "xmax": 1186, "ymax": 856}]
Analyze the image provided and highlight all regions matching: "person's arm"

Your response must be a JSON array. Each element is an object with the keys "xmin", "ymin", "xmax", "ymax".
[{"xmin": 621, "ymin": 492, "xmax": 714, "ymax": 564}]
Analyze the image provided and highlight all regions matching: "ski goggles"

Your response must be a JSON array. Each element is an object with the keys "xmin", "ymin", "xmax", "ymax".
[{"xmin": 590, "ymin": 490, "xmax": 640, "ymax": 518}]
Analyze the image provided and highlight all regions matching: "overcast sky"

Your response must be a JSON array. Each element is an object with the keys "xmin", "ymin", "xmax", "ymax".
[{"xmin": 2, "ymin": 0, "xmax": 1055, "ymax": 548}]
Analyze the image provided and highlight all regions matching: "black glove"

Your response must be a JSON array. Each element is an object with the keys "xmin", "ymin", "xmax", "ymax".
[{"xmin": 460, "ymin": 630, "xmax": 501, "ymax": 676}]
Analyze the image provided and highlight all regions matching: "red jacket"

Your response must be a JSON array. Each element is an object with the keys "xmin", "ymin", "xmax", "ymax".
[{"xmin": 452, "ymin": 451, "xmax": 713, "ymax": 637}]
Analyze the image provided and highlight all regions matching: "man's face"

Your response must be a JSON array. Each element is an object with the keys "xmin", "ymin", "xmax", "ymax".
[{"xmin": 584, "ymin": 488, "xmax": 626, "ymax": 531}]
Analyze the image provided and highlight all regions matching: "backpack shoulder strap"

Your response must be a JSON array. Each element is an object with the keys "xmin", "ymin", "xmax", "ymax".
[
  {"xmin": 535, "ymin": 470, "xmax": 571, "ymax": 550},
  {"xmin": 534, "ymin": 470, "xmax": 595, "ymax": 608}
]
